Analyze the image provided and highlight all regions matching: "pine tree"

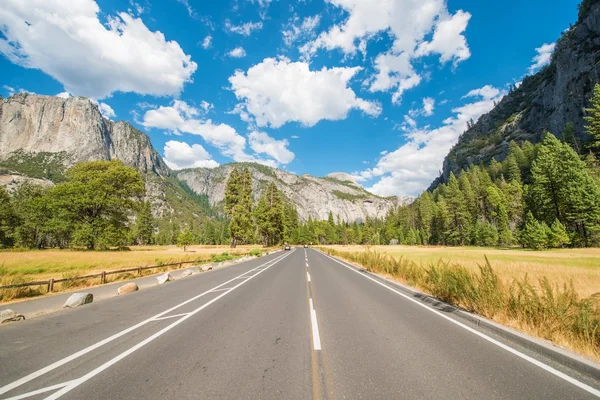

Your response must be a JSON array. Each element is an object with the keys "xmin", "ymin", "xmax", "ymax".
[
  {"xmin": 255, "ymin": 183, "xmax": 284, "ymax": 247},
  {"xmin": 519, "ymin": 212, "xmax": 548, "ymax": 250},
  {"xmin": 177, "ymin": 229, "xmax": 194, "ymax": 252},
  {"xmin": 134, "ymin": 201, "xmax": 155, "ymax": 245},
  {"xmin": 0, "ymin": 187, "xmax": 17, "ymax": 248},
  {"xmin": 503, "ymin": 155, "xmax": 522, "ymax": 183},
  {"xmin": 225, "ymin": 166, "xmax": 254, "ymax": 248},
  {"xmin": 584, "ymin": 83, "xmax": 600, "ymax": 151},
  {"xmin": 548, "ymin": 219, "xmax": 570, "ymax": 248}
]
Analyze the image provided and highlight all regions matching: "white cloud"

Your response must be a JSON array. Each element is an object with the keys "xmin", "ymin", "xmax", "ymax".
[
  {"xmin": 2, "ymin": 85, "xmax": 15, "ymax": 96},
  {"xmin": 283, "ymin": 15, "xmax": 321, "ymax": 47},
  {"xmin": 228, "ymin": 47, "xmax": 247, "ymax": 58},
  {"xmin": 0, "ymin": 0, "xmax": 197, "ymax": 99},
  {"xmin": 422, "ymin": 97, "xmax": 435, "ymax": 116},
  {"xmin": 353, "ymin": 85, "xmax": 503, "ymax": 197},
  {"xmin": 225, "ymin": 20, "xmax": 263, "ymax": 36},
  {"xmin": 463, "ymin": 85, "xmax": 500, "ymax": 100},
  {"xmin": 229, "ymin": 56, "xmax": 381, "ymax": 128},
  {"xmin": 303, "ymin": 0, "xmax": 471, "ymax": 103},
  {"xmin": 248, "ymin": 131, "xmax": 295, "ymax": 164},
  {"xmin": 201, "ymin": 35, "xmax": 212, "ymax": 49},
  {"xmin": 163, "ymin": 140, "xmax": 219, "ymax": 170},
  {"xmin": 529, "ymin": 42, "xmax": 555, "ymax": 74},
  {"xmin": 291, "ymin": 135, "xmax": 300, "ymax": 139},
  {"xmin": 98, "ymin": 102, "xmax": 116, "ymax": 119},
  {"xmin": 142, "ymin": 100, "xmax": 280, "ymax": 166},
  {"xmin": 56, "ymin": 91, "xmax": 71, "ymax": 98}
]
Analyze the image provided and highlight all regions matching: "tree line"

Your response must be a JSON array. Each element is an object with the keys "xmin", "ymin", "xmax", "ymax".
[{"xmin": 1, "ymin": 85, "xmax": 599, "ymax": 251}]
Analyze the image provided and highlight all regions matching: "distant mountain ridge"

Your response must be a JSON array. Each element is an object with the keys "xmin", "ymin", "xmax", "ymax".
[
  {"xmin": 0, "ymin": 93, "xmax": 407, "ymax": 223},
  {"xmin": 432, "ymin": 0, "xmax": 600, "ymax": 188}
]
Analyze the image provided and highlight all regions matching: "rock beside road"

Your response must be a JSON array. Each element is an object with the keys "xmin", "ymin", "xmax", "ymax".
[
  {"xmin": 181, "ymin": 269, "xmax": 194, "ymax": 278},
  {"xmin": 63, "ymin": 293, "xmax": 93, "ymax": 308},
  {"xmin": 201, "ymin": 265, "xmax": 213, "ymax": 272},
  {"xmin": 157, "ymin": 273, "xmax": 173, "ymax": 284},
  {"xmin": 0, "ymin": 309, "xmax": 25, "ymax": 323},
  {"xmin": 118, "ymin": 282, "xmax": 139, "ymax": 295}
]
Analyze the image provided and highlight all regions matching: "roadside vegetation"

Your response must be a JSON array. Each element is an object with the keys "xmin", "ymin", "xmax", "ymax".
[
  {"xmin": 0, "ymin": 245, "xmax": 265, "ymax": 302},
  {"xmin": 320, "ymin": 246, "xmax": 600, "ymax": 362}
]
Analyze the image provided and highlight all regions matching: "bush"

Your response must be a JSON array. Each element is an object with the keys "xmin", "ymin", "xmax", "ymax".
[{"xmin": 248, "ymin": 248, "xmax": 262, "ymax": 257}]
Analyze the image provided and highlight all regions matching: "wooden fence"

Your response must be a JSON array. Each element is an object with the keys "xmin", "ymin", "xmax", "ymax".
[{"xmin": 0, "ymin": 258, "xmax": 211, "ymax": 294}]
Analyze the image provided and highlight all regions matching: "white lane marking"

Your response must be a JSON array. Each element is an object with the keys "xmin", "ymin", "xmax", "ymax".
[
  {"xmin": 3, "ymin": 381, "xmax": 76, "ymax": 400},
  {"xmin": 209, "ymin": 287, "xmax": 233, "ymax": 292},
  {"xmin": 309, "ymin": 298, "xmax": 322, "ymax": 351},
  {"xmin": 0, "ymin": 251, "xmax": 292, "ymax": 397},
  {"xmin": 151, "ymin": 313, "xmax": 190, "ymax": 321},
  {"xmin": 319, "ymin": 251, "xmax": 600, "ymax": 398},
  {"xmin": 44, "ymin": 251, "xmax": 294, "ymax": 400},
  {"xmin": 307, "ymin": 272, "xmax": 311, "ymax": 282}
]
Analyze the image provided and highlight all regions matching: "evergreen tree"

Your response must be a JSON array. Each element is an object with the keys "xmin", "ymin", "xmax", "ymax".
[
  {"xmin": 548, "ymin": 219, "xmax": 570, "ymax": 248},
  {"xmin": 0, "ymin": 187, "xmax": 16, "ymax": 248},
  {"xmin": 584, "ymin": 83, "xmax": 600, "ymax": 151},
  {"xmin": 134, "ymin": 201, "xmax": 155, "ymax": 245},
  {"xmin": 519, "ymin": 212, "xmax": 548, "ymax": 250},
  {"xmin": 255, "ymin": 183, "xmax": 284, "ymax": 246}
]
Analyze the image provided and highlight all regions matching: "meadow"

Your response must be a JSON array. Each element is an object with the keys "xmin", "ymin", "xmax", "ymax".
[{"xmin": 0, "ymin": 245, "xmax": 262, "ymax": 302}]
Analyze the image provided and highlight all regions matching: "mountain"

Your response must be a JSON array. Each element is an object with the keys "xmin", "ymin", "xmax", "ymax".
[
  {"xmin": 0, "ymin": 93, "xmax": 210, "ymax": 223},
  {"xmin": 432, "ymin": 0, "xmax": 600, "ymax": 188},
  {"xmin": 0, "ymin": 93, "xmax": 404, "ymax": 223},
  {"xmin": 177, "ymin": 164, "xmax": 411, "ymax": 222}
]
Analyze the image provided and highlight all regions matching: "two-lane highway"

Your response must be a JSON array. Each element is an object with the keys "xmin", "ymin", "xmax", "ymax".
[{"xmin": 0, "ymin": 248, "xmax": 598, "ymax": 399}]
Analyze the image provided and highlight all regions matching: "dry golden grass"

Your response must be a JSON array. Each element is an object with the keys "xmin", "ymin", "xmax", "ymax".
[
  {"xmin": 325, "ymin": 245, "xmax": 600, "ymax": 298},
  {"xmin": 0, "ymin": 245, "xmax": 266, "ymax": 303}
]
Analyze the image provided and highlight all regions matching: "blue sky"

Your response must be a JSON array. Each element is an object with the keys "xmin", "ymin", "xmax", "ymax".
[{"xmin": 0, "ymin": 0, "xmax": 579, "ymax": 196}]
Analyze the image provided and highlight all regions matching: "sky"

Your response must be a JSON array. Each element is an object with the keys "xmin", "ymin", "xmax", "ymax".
[{"xmin": 0, "ymin": 0, "xmax": 580, "ymax": 197}]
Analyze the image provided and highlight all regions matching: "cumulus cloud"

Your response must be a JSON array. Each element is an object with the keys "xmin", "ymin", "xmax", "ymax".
[
  {"xmin": 98, "ymin": 102, "xmax": 116, "ymax": 119},
  {"xmin": 201, "ymin": 35, "xmax": 212, "ymax": 49},
  {"xmin": 163, "ymin": 140, "xmax": 219, "ymax": 170},
  {"xmin": 229, "ymin": 56, "xmax": 381, "ymax": 128},
  {"xmin": 225, "ymin": 20, "xmax": 263, "ymax": 36},
  {"xmin": 56, "ymin": 91, "xmax": 71, "ymax": 98},
  {"xmin": 0, "ymin": 0, "xmax": 197, "ymax": 99},
  {"xmin": 141, "ymin": 100, "xmax": 282, "ymax": 166},
  {"xmin": 463, "ymin": 85, "xmax": 500, "ymax": 100},
  {"xmin": 302, "ymin": 0, "xmax": 471, "ymax": 103},
  {"xmin": 529, "ymin": 42, "xmax": 555, "ymax": 74},
  {"xmin": 353, "ymin": 85, "xmax": 503, "ymax": 197},
  {"xmin": 282, "ymin": 15, "xmax": 321, "ymax": 47},
  {"xmin": 248, "ymin": 131, "xmax": 295, "ymax": 164},
  {"xmin": 228, "ymin": 47, "xmax": 247, "ymax": 58},
  {"xmin": 422, "ymin": 97, "xmax": 435, "ymax": 116}
]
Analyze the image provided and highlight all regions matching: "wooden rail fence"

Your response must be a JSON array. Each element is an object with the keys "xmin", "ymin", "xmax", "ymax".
[{"xmin": 0, "ymin": 258, "xmax": 211, "ymax": 294}]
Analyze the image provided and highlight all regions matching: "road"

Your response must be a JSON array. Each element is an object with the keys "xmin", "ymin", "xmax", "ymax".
[{"xmin": 0, "ymin": 248, "xmax": 598, "ymax": 399}]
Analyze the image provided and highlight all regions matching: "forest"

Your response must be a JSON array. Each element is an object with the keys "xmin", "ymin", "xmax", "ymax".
[{"xmin": 1, "ymin": 84, "xmax": 600, "ymax": 250}]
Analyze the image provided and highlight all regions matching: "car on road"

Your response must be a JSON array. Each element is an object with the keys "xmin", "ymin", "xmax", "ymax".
[
  {"xmin": 284, "ymin": 245, "xmax": 291, "ymax": 251},
  {"xmin": 304, "ymin": 244, "xmax": 308, "ymax": 248}
]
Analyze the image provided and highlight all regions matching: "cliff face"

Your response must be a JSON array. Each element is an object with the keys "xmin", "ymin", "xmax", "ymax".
[
  {"xmin": 435, "ymin": 2, "xmax": 600, "ymax": 187},
  {"xmin": 0, "ymin": 93, "xmax": 169, "ymax": 176},
  {"xmin": 177, "ymin": 164, "xmax": 412, "ymax": 223}
]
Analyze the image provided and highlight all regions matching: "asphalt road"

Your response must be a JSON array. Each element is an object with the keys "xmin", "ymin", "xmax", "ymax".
[{"xmin": 0, "ymin": 248, "xmax": 598, "ymax": 399}]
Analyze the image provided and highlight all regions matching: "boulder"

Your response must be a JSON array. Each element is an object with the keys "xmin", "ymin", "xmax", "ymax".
[
  {"xmin": 181, "ymin": 269, "xmax": 194, "ymax": 278},
  {"xmin": 0, "ymin": 309, "xmax": 25, "ymax": 323},
  {"xmin": 201, "ymin": 264, "xmax": 213, "ymax": 272},
  {"xmin": 63, "ymin": 293, "xmax": 93, "ymax": 308},
  {"xmin": 117, "ymin": 282, "xmax": 139, "ymax": 295},
  {"xmin": 157, "ymin": 273, "xmax": 173, "ymax": 285}
]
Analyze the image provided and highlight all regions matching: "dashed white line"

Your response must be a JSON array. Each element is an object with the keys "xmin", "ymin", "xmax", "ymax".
[
  {"xmin": 0, "ymin": 251, "xmax": 292, "ymax": 398},
  {"xmin": 307, "ymin": 272, "xmax": 311, "ymax": 282},
  {"xmin": 319, "ymin": 251, "xmax": 600, "ymax": 398},
  {"xmin": 309, "ymin": 298, "xmax": 322, "ymax": 351},
  {"xmin": 151, "ymin": 313, "xmax": 190, "ymax": 321}
]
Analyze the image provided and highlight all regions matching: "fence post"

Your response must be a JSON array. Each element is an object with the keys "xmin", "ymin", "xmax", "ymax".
[
  {"xmin": 101, "ymin": 271, "xmax": 106, "ymax": 284},
  {"xmin": 48, "ymin": 279, "xmax": 54, "ymax": 293},
  {"xmin": 138, "ymin": 266, "xmax": 142, "ymax": 276},
  {"xmin": 178, "ymin": 262, "xmax": 182, "ymax": 269}
]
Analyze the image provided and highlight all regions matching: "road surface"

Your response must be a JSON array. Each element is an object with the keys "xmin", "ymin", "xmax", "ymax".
[{"xmin": 0, "ymin": 248, "xmax": 598, "ymax": 399}]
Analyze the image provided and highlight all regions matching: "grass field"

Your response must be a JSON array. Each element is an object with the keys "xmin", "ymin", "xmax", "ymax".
[
  {"xmin": 0, "ymin": 245, "xmax": 265, "ymax": 302},
  {"xmin": 325, "ymin": 245, "xmax": 600, "ymax": 298}
]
